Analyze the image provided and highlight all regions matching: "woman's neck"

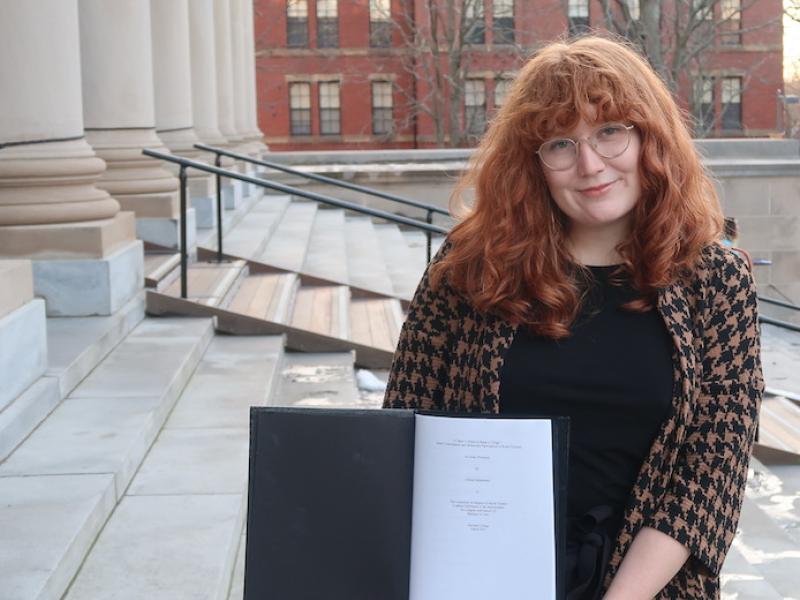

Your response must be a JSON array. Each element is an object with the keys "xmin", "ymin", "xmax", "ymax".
[{"xmin": 567, "ymin": 223, "xmax": 629, "ymax": 266}]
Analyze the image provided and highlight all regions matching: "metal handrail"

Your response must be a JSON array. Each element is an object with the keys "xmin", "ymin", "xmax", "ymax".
[
  {"xmin": 759, "ymin": 296, "xmax": 800, "ymax": 312},
  {"xmin": 142, "ymin": 148, "xmax": 447, "ymax": 299},
  {"xmin": 194, "ymin": 143, "xmax": 450, "ymax": 264},
  {"xmin": 759, "ymin": 315, "xmax": 800, "ymax": 333},
  {"xmin": 194, "ymin": 143, "xmax": 450, "ymax": 216}
]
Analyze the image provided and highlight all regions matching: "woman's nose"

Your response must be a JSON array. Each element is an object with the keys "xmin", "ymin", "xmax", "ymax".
[{"xmin": 575, "ymin": 140, "xmax": 605, "ymax": 176}]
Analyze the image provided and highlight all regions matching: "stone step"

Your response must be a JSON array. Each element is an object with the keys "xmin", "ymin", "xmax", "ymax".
[
  {"xmin": 730, "ymin": 482, "xmax": 800, "ymax": 598},
  {"xmin": 761, "ymin": 323, "xmax": 800, "ymax": 399},
  {"xmin": 273, "ymin": 351, "xmax": 361, "ymax": 408},
  {"xmin": 46, "ymin": 292, "xmax": 145, "ymax": 398},
  {"xmin": 196, "ymin": 187, "xmax": 281, "ymax": 250},
  {"xmin": 374, "ymin": 222, "xmax": 423, "ymax": 299},
  {"xmin": 0, "ymin": 377, "xmax": 60, "ymax": 463},
  {"xmin": 226, "ymin": 272, "xmax": 299, "ymax": 324},
  {"xmin": 161, "ymin": 260, "xmax": 248, "ymax": 308},
  {"xmin": 302, "ymin": 208, "xmax": 349, "ymax": 284},
  {"xmin": 758, "ymin": 394, "xmax": 800, "ymax": 457},
  {"xmin": 0, "ymin": 299, "xmax": 47, "ymax": 415},
  {"xmin": 200, "ymin": 194, "xmax": 291, "ymax": 259},
  {"xmin": 0, "ymin": 317, "xmax": 214, "ymax": 600},
  {"xmin": 401, "ymin": 229, "xmax": 446, "ymax": 279},
  {"xmin": 344, "ymin": 216, "xmax": 395, "ymax": 296},
  {"xmin": 720, "ymin": 537, "xmax": 785, "ymax": 599},
  {"xmin": 290, "ymin": 285, "xmax": 350, "ymax": 340},
  {"xmin": 143, "ymin": 252, "xmax": 180, "ymax": 290},
  {"xmin": 349, "ymin": 297, "xmax": 404, "ymax": 352},
  {"xmin": 746, "ymin": 456, "xmax": 800, "ymax": 548},
  {"xmin": 64, "ymin": 335, "xmax": 284, "ymax": 600},
  {"xmin": 256, "ymin": 202, "xmax": 318, "ymax": 272}
]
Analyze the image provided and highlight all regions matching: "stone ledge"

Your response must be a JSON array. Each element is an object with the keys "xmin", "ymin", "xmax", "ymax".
[
  {"xmin": 0, "ymin": 259, "xmax": 33, "ymax": 319},
  {"xmin": 0, "ymin": 299, "xmax": 47, "ymax": 413}
]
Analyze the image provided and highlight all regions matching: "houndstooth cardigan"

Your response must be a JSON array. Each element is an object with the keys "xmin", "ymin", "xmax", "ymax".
[{"xmin": 383, "ymin": 240, "xmax": 763, "ymax": 599}]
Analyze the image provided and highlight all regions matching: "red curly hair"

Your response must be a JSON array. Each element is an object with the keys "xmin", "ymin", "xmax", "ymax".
[{"xmin": 431, "ymin": 36, "xmax": 724, "ymax": 339}]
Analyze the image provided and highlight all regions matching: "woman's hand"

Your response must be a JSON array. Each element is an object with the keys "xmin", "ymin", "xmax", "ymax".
[{"xmin": 602, "ymin": 526, "xmax": 690, "ymax": 600}]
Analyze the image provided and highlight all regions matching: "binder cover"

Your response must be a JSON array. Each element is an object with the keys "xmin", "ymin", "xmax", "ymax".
[{"xmin": 245, "ymin": 408, "xmax": 568, "ymax": 600}]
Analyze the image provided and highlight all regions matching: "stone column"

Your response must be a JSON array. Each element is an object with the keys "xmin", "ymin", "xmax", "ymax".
[
  {"xmin": 214, "ymin": 0, "xmax": 244, "ymax": 147},
  {"xmin": 242, "ymin": 0, "xmax": 268, "ymax": 152},
  {"xmin": 79, "ymin": 0, "xmax": 194, "ymax": 249},
  {"xmin": 0, "ymin": 0, "xmax": 142, "ymax": 316},
  {"xmin": 215, "ymin": 0, "xmax": 250, "ymax": 206},
  {"xmin": 150, "ymin": 0, "xmax": 216, "ymax": 230},
  {"xmin": 189, "ymin": 0, "xmax": 239, "ymax": 213}
]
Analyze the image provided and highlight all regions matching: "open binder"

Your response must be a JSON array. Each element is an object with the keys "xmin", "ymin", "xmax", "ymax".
[{"xmin": 245, "ymin": 408, "xmax": 569, "ymax": 600}]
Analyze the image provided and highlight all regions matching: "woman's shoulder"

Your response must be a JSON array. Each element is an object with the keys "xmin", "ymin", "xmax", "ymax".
[{"xmin": 693, "ymin": 242, "xmax": 755, "ymax": 294}]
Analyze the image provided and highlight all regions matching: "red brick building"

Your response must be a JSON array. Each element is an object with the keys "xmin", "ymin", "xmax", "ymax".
[{"xmin": 254, "ymin": 0, "xmax": 783, "ymax": 151}]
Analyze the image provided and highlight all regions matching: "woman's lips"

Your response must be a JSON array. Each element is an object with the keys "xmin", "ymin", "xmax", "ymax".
[{"xmin": 578, "ymin": 180, "xmax": 616, "ymax": 197}]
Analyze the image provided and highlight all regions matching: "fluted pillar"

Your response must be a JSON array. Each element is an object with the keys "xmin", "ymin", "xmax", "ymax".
[
  {"xmin": 214, "ymin": 0, "xmax": 244, "ymax": 146},
  {"xmin": 189, "ymin": 0, "xmax": 229, "ymax": 148},
  {"xmin": 79, "ymin": 0, "xmax": 194, "ymax": 249},
  {"xmin": 0, "ymin": 0, "xmax": 141, "ymax": 316},
  {"xmin": 241, "ymin": 0, "xmax": 268, "ymax": 151},
  {"xmin": 150, "ymin": 0, "xmax": 217, "ymax": 229},
  {"xmin": 229, "ymin": 0, "xmax": 258, "ymax": 156}
]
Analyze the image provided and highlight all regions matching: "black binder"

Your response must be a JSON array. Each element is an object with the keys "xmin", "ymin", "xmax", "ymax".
[{"xmin": 244, "ymin": 408, "xmax": 569, "ymax": 600}]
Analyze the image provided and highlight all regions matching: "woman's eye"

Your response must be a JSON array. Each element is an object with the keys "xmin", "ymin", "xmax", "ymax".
[
  {"xmin": 548, "ymin": 139, "xmax": 572, "ymax": 151},
  {"xmin": 598, "ymin": 125, "xmax": 624, "ymax": 138}
]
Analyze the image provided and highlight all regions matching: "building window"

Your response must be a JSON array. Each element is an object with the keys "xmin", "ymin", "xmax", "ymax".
[
  {"xmin": 289, "ymin": 82, "xmax": 311, "ymax": 135},
  {"xmin": 720, "ymin": 0, "xmax": 741, "ymax": 45},
  {"xmin": 493, "ymin": 0, "xmax": 514, "ymax": 44},
  {"xmin": 287, "ymin": 0, "xmax": 309, "ymax": 47},
  {"xmin": 721, "ymin": 77, "xmax": 742, "ymax": 131},
  {"xmin": 568, "ymin": 0, "xmax": 589, "ymax": 34},
  {"xmin": 369, "ymin": 0, "xmax": 392, "ymax": 47},
  {"xmin": 692, "ymin": 0, "xmax": 713, "ymax": 20},
  {"xmin": 693, "ymin": 76, "xmax": 714, "ymax": 133},
  {"xmin": 319, "ymin": 81, "xmax": 341, "ymax": 135},
  {"xmin": 464, "ymin": 1, "xmax": 485, "ymax": 45},
  {"xmin": 372, "ymin": 81, "xmax": 394, "ymax": 135},
  {"xmin": 494, "ymin": 78, "xmax": 512, "ymax": 108},
  {"xmin": 465, "ymin": 79, "xmax": 486, "ymax": 135},
  {"xmin": 316, "ymin": 0, "xmax": 338, "ymax": 48},
  {"xmin": 626, "ymin": 0, "xmax": 640, "ymax": 21}
]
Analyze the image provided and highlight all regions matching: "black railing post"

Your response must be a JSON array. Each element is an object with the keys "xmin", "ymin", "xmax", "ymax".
[
  {"xmin": 179, "ymin": 165, "xmax": 188, "ymax": 299},
  {"xmin": 215, "ymin": 153, "xmax": 223, "ymax": 262},
  {"xmin": 426, "ymin": 209, "xmax": 433, "ymax": 264}
]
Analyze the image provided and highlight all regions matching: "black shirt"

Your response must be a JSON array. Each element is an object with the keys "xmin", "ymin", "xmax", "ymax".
[{"xmin": 499, "ymin": 265, "xmax": 674, "ymax": 539}]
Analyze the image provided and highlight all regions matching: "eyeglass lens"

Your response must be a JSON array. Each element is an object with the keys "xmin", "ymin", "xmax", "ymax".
[{"xmin": 539, "ymin": 123, "xmax": 631, "ymax": 170}]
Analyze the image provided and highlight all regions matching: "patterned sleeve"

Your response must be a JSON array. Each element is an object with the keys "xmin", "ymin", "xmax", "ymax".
[
  {"xmin": 644, "ymin": 247, "xmax": 764, "ymax": 576},
  {"xmin": 383, "ymin": 241, "xmax": 455, "ymax": 411}
]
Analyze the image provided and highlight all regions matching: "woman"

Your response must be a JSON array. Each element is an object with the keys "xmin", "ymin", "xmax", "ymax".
[{"xmin": 383, "ymin": 37, "xmax": 762, "ymax": 600}]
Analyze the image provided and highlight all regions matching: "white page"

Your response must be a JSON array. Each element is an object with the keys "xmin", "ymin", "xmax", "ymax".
[{"xmin": 408, "ymin": 415, "xmax": 555, "ymax": 600}]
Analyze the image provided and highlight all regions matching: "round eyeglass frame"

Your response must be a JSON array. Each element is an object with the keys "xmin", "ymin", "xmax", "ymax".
[{"xmin": 536, "ymin": 123, "xmax": 636, "ymax": 171}]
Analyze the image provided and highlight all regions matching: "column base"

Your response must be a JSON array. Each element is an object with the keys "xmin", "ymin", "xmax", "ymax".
[
  {"xmin": 32, "ymin": 240, "xmax": 144, "ymax": 317},
  {"xmin": 136, "ymin": 210, "xmax": 197, "ymax": 250},
  {"xmin": 0, "ymin": 213, "xmax": 137, "ymax": 260},
  {"xmin": 224, "ymin": 182, "xmax": 240, "ymax": 210},
  {"xmin": 192, "ymin": 196, "xmax": 217, "ymax": 230}
]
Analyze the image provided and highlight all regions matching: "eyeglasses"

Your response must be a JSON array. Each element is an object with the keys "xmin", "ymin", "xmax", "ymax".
[{"xmin": 536, "ymin": 123, "xmax": 635, "ymax": 171}]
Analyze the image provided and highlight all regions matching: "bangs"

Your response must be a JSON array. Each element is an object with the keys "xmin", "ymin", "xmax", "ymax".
[{"xmin": 513, "ymin": 45, "xmax": 644, "ymax": 143}]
